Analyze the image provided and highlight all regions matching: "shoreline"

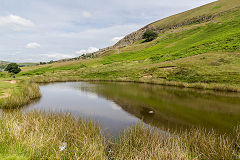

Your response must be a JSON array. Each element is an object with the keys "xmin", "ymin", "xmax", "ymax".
[{"xmin": 30, "ymin": 75, "xmax": 240, "ymax": 93}]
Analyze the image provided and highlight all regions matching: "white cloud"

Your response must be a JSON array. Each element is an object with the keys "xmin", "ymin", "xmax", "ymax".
[
  {"xmin": 0, "ymin": 14, "xmax": 34, "ymax": 30},
  {"xmin": 76, "ymin": 47, "xmax": 99, "ymax": 55},
  {"xmin": 82, "ymin": 11, "xmax": 92, "ymax": 18},
  {"xmin": 40, "ymin": 53, "xmax": 74, "ymax": 59},
  {"xmin": 26, "ymin": 42, "xmax": 41, "ymax": 49},
  {"xmin": 87, "ymin": 47, "xmax": 99, "ymax": 53},
  {"xmin": 111, "ymin": 36, "xmax": 124, "ymax": 44}
]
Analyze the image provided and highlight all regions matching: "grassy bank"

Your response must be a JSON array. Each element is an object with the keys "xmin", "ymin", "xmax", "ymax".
[
  {"xmin": 28, "ymin": 75, "xmax": 240, "ymax": 93},
  {"xmin": 0, "ymin": 111, "xmax": 239, "ymax": 160},
  {"xmin": 0, "ymin": 80, "xmax": 41, "ymax": 109}
]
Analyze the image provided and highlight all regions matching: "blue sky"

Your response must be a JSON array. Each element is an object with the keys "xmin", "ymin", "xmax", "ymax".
[{"xmin": 0, "ymin": 0, "xmax": 216, "ymax": 62}]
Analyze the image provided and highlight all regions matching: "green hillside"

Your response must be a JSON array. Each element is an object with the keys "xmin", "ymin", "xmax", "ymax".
[
  {"xmin": 20, "ymin": 0, "xmax": 240, "ymax": 91},
  {"xmin": 151, "ymin": 0, "xmax": 240, "ymax": 29}
]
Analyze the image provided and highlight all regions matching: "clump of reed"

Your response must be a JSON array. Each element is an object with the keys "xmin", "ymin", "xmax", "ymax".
[
  {"xmin": 110, "ymin": 125, "xmax": 240, "ymax": 160},
  {"xmin": 0, "ymin": 111, "xmax": 107, "ymax": 160},
  {"xmin": 109, "ymin": 126, "xmax": 191, "ymax": 160},
  {"xmin": 0, "ymin": 81, "xmax": 41, "ymax": 109}
]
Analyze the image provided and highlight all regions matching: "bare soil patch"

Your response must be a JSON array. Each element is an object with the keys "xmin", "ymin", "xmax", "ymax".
[{"xmin": 4, "ymin": 80, "xmax": 17, "ymax": 84}]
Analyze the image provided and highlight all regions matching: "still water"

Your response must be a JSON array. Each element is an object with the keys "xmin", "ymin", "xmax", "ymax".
[{"xmin": 24, "ymin": 82, "xmax": 240, "ymax": 135}]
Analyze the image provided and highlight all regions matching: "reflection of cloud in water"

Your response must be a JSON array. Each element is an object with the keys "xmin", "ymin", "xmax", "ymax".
[
  {"xmin": 109, "ymin": 102, "xmax": 121, "ymax": 111},
  {"xmin": 85, "ymin": 92, "xmax": 98, "ymax": 99}
]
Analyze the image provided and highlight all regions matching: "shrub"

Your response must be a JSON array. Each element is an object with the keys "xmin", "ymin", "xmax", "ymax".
[
  {"xmin": 142, "ymin": 30, "xmax": 158, "ymax": 42},
  {"xmin": 4, "ymin": 63, "xmax": 21, "ymax": 74}
]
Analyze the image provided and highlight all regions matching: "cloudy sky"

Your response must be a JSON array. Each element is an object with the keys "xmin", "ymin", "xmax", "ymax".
[{"xmin": 0, "ymin": 0, "xmax": 216, "ymax": 62}]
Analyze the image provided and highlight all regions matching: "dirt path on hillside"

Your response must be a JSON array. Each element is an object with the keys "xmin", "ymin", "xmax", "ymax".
[{"xmin": 4, "ymin": 80, "xmax": 16, "ymax": 84}]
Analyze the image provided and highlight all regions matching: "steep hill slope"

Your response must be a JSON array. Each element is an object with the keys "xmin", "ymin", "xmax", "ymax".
[
  {"xmin": 21, "ymin": 0, "xmax": 240, "ymax": 91},
  {"xmin": 114, "ymin": 0, "xmax": 240, "ymax": 48}
]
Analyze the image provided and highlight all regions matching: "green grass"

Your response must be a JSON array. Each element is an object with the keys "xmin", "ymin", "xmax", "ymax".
[{"xmin": 0, "ymin": 81, "xmax": 16, "ymax": 96}]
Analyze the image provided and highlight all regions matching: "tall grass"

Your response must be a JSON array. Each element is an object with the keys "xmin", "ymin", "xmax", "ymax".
[
  {"xmin": 0, "ymin": 112, "xmax": 239, "ymax": 160},
  {"xmin": 0, "ymin": 111, "xmax": 107, "ymax": 160},
  {"xmin": 110, "ymin": 125, "xmax": 240, "ymax": 160},
  {"xmin": 0, "ymin": 81, "xmax": 41, "ymax": 109}
]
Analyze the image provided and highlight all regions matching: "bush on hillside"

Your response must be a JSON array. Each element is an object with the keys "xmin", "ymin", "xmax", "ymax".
[{"xmin": 142, "ymin": 30, "xmax": 158, "ymax": 42}]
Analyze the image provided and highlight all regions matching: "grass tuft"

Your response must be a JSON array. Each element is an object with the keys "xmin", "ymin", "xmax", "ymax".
[
  {"xmin": 0, "ymin": 111, "xmax": 107, "ymax": 160},
  {"xmin": 0, "ymin": 81, "xmax": 41, "ymax": 109}
]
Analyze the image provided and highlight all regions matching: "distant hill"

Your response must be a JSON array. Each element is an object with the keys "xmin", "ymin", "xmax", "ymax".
[
  {"xmin": 0, "ymin": 61, "xmax": 38, "ymax": 70},
  {"xmin": 18, "ymin": 63, "xmax": 38, "ymax": 67}
]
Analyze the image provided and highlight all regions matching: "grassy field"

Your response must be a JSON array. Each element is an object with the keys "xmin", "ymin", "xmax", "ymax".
[{"xmin": 0, "ymin": 111, "xmax": 239, "ymax": 160}]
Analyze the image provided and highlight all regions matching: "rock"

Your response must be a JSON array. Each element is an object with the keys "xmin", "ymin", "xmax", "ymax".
[{"xmin": 149, "ymin": 111, "xmax": 154, "ymax": 114}]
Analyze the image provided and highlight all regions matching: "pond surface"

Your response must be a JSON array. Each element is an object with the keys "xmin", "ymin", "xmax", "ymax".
[{"xmin": 24, "ymin": 82, "xmax": 240, "ymax": 136}]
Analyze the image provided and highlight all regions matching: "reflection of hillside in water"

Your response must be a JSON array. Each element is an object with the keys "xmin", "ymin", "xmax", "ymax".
[{"xmin": 74, "ymin": 82, "xmax": 240, "ymax": 133}]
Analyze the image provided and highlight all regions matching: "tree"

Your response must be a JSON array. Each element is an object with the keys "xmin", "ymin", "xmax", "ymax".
[
  {"xmin": 142, "ymin": 30, "xmax": 158, "ymax": 42},
  {"xmin": 4, "ymin": 63, "xmax": 21, "ymax": 74}
]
